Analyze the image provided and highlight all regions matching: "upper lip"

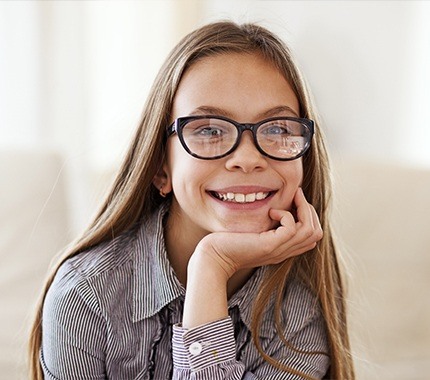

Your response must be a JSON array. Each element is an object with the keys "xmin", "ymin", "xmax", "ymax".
[{"xmin": 208, "ymin": 186, "xmax": 277, "ymax": 194}]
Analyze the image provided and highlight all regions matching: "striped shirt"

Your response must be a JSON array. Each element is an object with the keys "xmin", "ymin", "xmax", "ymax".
[{"xmin": 40, "ymin": 203, "xmax": 329, "ymax": 379}]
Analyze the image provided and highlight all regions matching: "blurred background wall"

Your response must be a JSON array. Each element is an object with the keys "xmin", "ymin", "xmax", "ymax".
[
  {"xmin": 1, "ymin": 1, "xmax": 429, "ymax": 379},
  {"xmin": 1, "ymin": 0, "xmax": 430, "ymax": 230}
]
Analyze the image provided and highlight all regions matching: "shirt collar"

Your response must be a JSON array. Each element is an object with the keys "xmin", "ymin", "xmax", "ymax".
[{"xmin": 132, "ymin": 202, "xmax": 185, "ymax": 322}]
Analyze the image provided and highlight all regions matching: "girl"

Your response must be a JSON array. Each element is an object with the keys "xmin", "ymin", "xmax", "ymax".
[{"xmin": 29, "ymin": 21, "xmax": 355, "ymax": 379}]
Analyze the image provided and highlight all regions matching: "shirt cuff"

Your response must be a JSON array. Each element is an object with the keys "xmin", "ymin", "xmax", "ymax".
[{"xmin": 172, "ymin": 317, "xmax": 236, "ymax": 372}]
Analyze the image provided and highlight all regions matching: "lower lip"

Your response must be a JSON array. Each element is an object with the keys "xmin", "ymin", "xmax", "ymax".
[{"xmin": 208, "ymin": 192, "xmax": 275, "ymax": 210}]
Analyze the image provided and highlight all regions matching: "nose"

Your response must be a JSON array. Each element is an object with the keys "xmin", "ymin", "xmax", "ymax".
[{"xmin": 225, "ymin": 131, "xmax": 268, "ymax": 172}]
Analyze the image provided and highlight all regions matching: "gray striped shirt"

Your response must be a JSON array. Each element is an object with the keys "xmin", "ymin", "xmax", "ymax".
[{"xmin": 41, "ymin": 203, "xmax": 329, "ymax": 379}]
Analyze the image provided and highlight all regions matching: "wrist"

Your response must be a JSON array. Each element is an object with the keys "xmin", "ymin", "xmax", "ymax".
[
  {"xmin": 189, "ymin": 242, "xmax": 235, "ymax": 282},
  {"xmin": 183, "ymin": 250, "xmax": 229, "ymax": 328}
]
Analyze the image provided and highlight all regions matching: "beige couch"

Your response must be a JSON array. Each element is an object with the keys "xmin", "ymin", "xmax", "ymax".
[
  {"xmin": 332, "ymin": 158, "xmax": 430, "ymax": 379},
  {"xmin": 0, "ymin": 148, "xmax": 71, "ymax": 379},
  {"xmin": 1, "ymin": 149, "xmax": 429, "ymax": 379}
]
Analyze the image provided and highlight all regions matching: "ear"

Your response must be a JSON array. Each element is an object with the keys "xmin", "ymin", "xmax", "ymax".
[{"xmin": 152, "ymin": 163, "xmax": 172, "ymax": 196}]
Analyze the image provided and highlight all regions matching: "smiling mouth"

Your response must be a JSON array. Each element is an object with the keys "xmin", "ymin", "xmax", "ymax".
[{"xmin": 210, "ymin": 191, "xmax": 273, "ymax": 203}]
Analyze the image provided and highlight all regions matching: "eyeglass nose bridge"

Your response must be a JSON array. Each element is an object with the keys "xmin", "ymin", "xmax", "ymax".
[
  {"xmin": 234, "ymin": 121, "xmax": 259, "ymax": 133},
  {"xmin": 229, "ymin": 122, "xmax": 263, "ymax": 154}
]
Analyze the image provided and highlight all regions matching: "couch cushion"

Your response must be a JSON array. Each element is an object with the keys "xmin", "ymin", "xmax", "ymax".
[
  {"xmin": 332, "ymin": 157, "xmax": 430, "ymax": 379},
  {"xmin": 0, "ymin": 147, "xmax": 71, "ymax": 377}
]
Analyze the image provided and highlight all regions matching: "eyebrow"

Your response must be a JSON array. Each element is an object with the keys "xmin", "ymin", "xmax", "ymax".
[
  {"xmin": 260, "ymin": 105, "xmax": 299, "ymax": 118},
  {"xmin": 189, "ymin": 105, "xmax": 299, "ymax": 119},
  {"xmin": 189, "ymin": 106, "xmax": 234, "ymax": 117}
]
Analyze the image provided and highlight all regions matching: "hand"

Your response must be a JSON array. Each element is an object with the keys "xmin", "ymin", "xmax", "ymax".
[{"xmin": 192, "ymin": 188, "xmax": 323, "ymax": 280}]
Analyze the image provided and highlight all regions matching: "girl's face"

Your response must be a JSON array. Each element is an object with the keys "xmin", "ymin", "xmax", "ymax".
[{"xmin": 159, "ymin": 52, "xmax": 303, "ymax": 239}]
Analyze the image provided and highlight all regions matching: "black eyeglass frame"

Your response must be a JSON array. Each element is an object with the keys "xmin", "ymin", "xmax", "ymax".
[{"xmin": 166, "ymin": 115, "xmax": 315, "ymax": 161}]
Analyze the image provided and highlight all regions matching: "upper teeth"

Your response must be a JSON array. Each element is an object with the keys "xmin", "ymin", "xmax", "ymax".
[{"xmin": 214, "ymin": 192, "xmax": 270, "ymax": 203}]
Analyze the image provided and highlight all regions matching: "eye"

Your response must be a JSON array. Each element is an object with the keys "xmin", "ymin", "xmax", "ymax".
[
  {"xmin": 193, "ymin": 126, "xmax": 225, "ymax": 137},
  {"xmin": 260, "ymin": 124, "xmax": 291, "ymax": 136},
  {"xmin": 186, "ymin": 119, "xmax": 233, "ymax": 138}
]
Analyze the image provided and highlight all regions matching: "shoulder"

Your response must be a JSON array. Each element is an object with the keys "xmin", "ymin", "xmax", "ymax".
[
  {"xmin": 68, "ymin": 226, "xmax": 139, "ymax": 279},
  {"xmin": 45, "ymin": 225, "xmax": 141, "ymax": 317}
]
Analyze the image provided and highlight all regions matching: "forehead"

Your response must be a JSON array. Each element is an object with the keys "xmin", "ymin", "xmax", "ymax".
[{"xmin": 172, "ymin": 52, "xmax": 300, "ymax": 122}]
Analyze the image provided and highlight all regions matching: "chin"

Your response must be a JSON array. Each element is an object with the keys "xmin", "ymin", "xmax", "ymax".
[{"xmin": 221, "ymin": 219, "xmax": 278, "ymax": 233}]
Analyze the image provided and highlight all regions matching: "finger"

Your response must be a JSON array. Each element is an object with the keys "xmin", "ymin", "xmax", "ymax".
[
  {"xmin": 270, "ymin": 239, "xmax": 318, "ymax": 264},
  {"xmin": 269, "ymin": 208, "xmax": 295, "ymax": 225},
  {"xmin": 295, "ymin": 193, "xmax": 322, "ymax": 245},
  {"xmin": 284, "ymin": 242, "xmax": 318, "ymax": 258},
  {"xmin": 285, "ymin": 235, "xmax": 320, "ymax": 255},
  {"xmin": 310, "ymin": 205, "xmax": 323, "ymax": 239},
  {"xmin": 275, "ymin": 204, "xmax": 322, "ymax": 256},
  {"xmin": 294, "ymin": 188, "xmax": 315, "ymax": 228},
  {"xmin": 261, "ymin": 215, "xmax": 297, "ymax": 250},
  {"xmin": 259, "ymin": 198, "xmax": 319, "ymax": 263},
  {"xmin": 269, "ymin": 208, "xmax": 295, "ymax": 226}
]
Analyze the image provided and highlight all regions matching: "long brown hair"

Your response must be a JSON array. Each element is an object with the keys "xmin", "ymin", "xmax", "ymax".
[{"xmin": 29, "ymin": 21, "xmax": 354, "ymax": 379}]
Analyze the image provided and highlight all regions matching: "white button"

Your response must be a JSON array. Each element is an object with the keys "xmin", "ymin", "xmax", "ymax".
[{"xmin": 189, "ymin": 342, "xmax": 203, "ymax": 356}]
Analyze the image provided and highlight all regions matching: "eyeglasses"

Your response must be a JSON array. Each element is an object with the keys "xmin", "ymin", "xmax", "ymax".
[{"xmin": 166, "ymin": 115, "xmax": 314, "ymax": 161}]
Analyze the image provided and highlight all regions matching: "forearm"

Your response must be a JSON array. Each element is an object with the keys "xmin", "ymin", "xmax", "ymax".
[
  {"xmin": 174, "ymin": 250, "xmax": 245, "ymax": 379},
  {"xmin": 182, "ymin": 249, "xmax": 230, "ymax": 328}
]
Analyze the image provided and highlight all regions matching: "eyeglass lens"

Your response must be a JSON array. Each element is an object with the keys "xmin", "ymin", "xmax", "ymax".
[{"xmin": 181, "ymin": 117, "xmax": 311, "ymax": 159}]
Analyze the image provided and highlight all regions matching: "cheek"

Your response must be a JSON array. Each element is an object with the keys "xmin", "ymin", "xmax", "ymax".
[
  {"xmin": 281, "ymin": 159, "xmax": 303, "ymax": 187},
  {"xmin": 278, "ymin": 161, "xmax": 303, "ymax": 207},
  {"xmin": 297, "ymin": 164, "xmax": 304, "ymax": 186},
  {"xmin": 165, "ymin": 140, "xmax": 190, "ymax": 182},
  {"xmin": 166, "ymin": 141, "xmax": 213, "ymax": 193}
]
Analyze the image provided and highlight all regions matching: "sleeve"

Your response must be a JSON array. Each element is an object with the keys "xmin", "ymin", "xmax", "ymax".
[
  {"xmin": 40, "ymin": 262, "xmax": 107, "ymax": 380},
  {"xmin": 171, "ymin": 302, "xmax": 329, "ymax": 380},
  {"xmin": 172, "ymin": 318, "xmax": 245, "ymax": 380}
]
